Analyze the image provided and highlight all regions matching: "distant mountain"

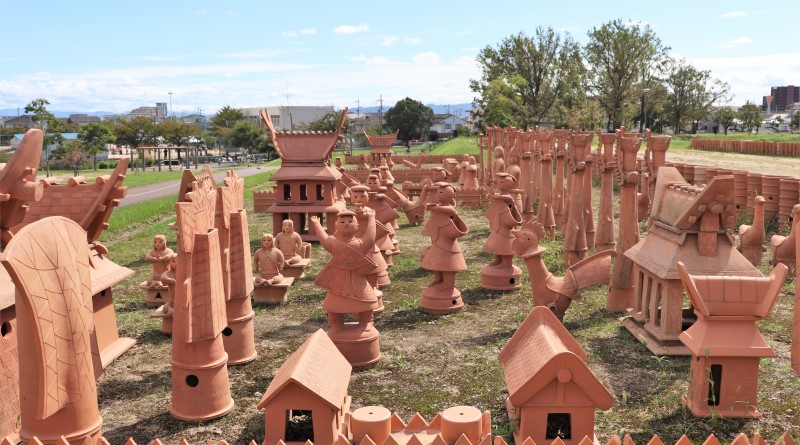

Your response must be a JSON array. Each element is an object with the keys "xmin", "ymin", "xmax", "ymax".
[{"xmin": 355, "ymin": 103, "xmax": 473, "ymax": 117}]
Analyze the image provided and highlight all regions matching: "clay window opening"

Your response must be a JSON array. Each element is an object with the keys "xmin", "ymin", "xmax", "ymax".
[
  {"xmin": 283, "ymin": 184, "xmax": 292, "ymax": 201},
  {"xmin": 642, "ymin": 274, "xmax": 652, "ymax": 323},
  {"xmin": 707, "ymin": 364, "xmax": 722, "ymax": 406},
  {"xmin": 316, "ymin": 184, "xmax": 324, "ymax": 201},
  {"xmin": 1, "ymin": 321, "xmax": 11, "ymax": 338},
  {"xmin": 285, "ymin": 409, "xmax": 314, "ymax": 443},
  {"xmin": 654, "ymin": 283, "xmax": 663, "ymax": 328},
  {"xmin": 545, "ymin": 413, "xmax": 571, "ymax": 440},
  {"xmin": 300, "ymin": 185, "xmax": 308, "ymax": 201},
  {"xmin": 635, "ymin": 271, "xmax": 644, "ymax": 312}
]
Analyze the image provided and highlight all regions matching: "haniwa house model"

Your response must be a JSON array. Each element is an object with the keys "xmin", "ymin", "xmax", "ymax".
[
  {"xmin": 499, "ymin": 306, "xmax": 614, "ymax": 445},
  {"xmin": 258, "ymin": 329, "xmax": 352, "ymax": 445}
]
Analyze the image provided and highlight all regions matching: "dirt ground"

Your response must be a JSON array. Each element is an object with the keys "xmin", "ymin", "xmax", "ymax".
[{"xmin": 666, "ymin": 147, "xmax": 799, "ymax": 177}]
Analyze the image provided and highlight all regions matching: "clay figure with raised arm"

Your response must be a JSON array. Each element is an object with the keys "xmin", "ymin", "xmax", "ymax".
[
  {"xmin": 310, "ymin": 209, "xmax": 379, "ymax": 333},
  {"xmin": 253, "ymin": 233, "xmax": 285, "ymax": 286},
  {"xmin": 144, "ymin": 234, "xmax": 174, "ymax": 287},
  {"xmin": 275, "ymin": 219, "xmax": 304, "ymax": 265}
]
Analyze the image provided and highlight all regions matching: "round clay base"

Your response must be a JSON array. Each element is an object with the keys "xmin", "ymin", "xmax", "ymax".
[
  {"xmin": 420, "ymin": 286, "xmax": 464, "ymax": 315},
  {"xmin": 160, "ymin": 318, "xmax": 173, "ymax": 335},
  {"xmin": 479, "ymin": 264, "xmax": 522, "ymax": 290},
  {"xmin": 328, "ymin": 323, "xmax": 381, "ymax": 369}
]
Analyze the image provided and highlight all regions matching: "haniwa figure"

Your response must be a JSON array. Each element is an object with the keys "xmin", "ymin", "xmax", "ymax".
[
  {"xmin": 275, "ymin": 219, "xmax": 304, "ymax": 265},
  {"xmin": 253, "ymin": 233, "xmax": 285, "ymax": 286},
  {"xmin": 144, "ymin": 234, "xmax": 174, "ymax": 287}
]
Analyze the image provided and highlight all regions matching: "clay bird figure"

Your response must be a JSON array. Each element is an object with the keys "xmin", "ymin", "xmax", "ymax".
[
  {"xmin": 738, "ymin": 195, "xmax": 766, "ymax": 266},
  {"xmin": 769, "ymin": 203, "xmax": 799, "ymax": 275},
  {"xmin": 512, "ymin": 220, "xmax": 616, "ymax": 321}
]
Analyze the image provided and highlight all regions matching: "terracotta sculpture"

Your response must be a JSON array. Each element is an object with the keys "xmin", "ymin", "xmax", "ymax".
[
  {"xmin": 310, "ymin": 210, "xmax": 381, "ymax": 368},
  {"xmin": 500, "ymin": 307, "xmax": 614, "ymax": 445},
  {"xmin": 512, "ymin": 220, "xmax": 615, "ymax": 320},
  {"xmin": 420, "ymin": 182, "xmax": 469, "ymax": 314},
  {"xmin": 536, "ymin": 129, "xmax": 556, "ymax": 238},
  {"xmin": 583, "ymin": 149, "xmax": 596, "ymax": 250},
  {"xmin": 519, "ymin": 130, "xmax": 535, "ymax": 221},
  {"xmin": 552, "ymin": 129, "xmax": 568, "ymax": 231},
  {"xmin": 418, "ymin": 167, "xmax": 450, "ymax": 205},
  {"xmin": 594, "ymin": 130, "xmax": 616, "ymax": 252},
  {"xmin": 606, "ymin": 128, "xmax": 642, "ymax": 311},
  {"xmin": 562, "ymin": 131, "xmax": 593, "ymax": 266},
  {"xmin": 507, "ymin": 146, "xmax": 521, "ymax": 185},
  {"xmin": 457, "ymin": 154, "xmax": 469, "ymax": 187},
  {"xmin": 170, "ymin": 179, "xmax": 234, "ymax": 421},
  {"xmin": 1, "ymin": 217, "xmax": 102, "ymax": 445},
  {"xmin": 462, "ymin": 156, "xmax": 481, "ymax": 190},
  {"xmin": 492, "ymin": 146, "xmax": 506, "ymax": 186},
  {"xmin": 771, "ymin": 203, "xmax": 799, "ymax": 275},
  {"xmin": 636, "ymin": 173, "xmax": 651, "ymax": 223},
  {"xmin": 738, "ymin": 196, "xmax": 767, "ymax": 266},
  {"xmin": 351, "ymin": 185, "xmax": 391, "ymax": 292},
  {"xmin": 252, "ymin": 233, "xmax": 294, "ymax": 305},
  {"xmin": 365, "ymin": 130, "xmax": 398, "ymax": 167},
  {"xmin": 382, "ymin": 179, "xmax": 426, "ymax": 227},
  {"xmin": 366, "ymin": 174, "xmax": 400, "ymax": 262},
  {"xmin": 481, "ymin": 172, "xmax": 522, "ymax": 290},
  {"xmin": 258, "ymin": 108, "xmax": 348, "ymax": 241},
  {"xmin": 274, "ymin": 219, "xmax": 312, "ymax": 278},
  {"xmin": 140, "ymin": 235, "xmax": 173, "ymax": 306},
  {"xmin": 643, "ymin": 130, "xmax": 672, "ymax": 219},
  {"xmin": 795, "ymin": 206, "xmax": 800, "ymax": 374},
  {"xmin": 678, "ymin": 261, "xmax": 787, "ymax": 418},
  {"xmin": 150, "ymin": 253, "xmax": 178, "ymax": 335}
]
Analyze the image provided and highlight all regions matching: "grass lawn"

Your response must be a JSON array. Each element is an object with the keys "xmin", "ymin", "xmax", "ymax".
[
  {"xmin": 45, "ymin": 163, "xmax": 269, "ymax": 188},
  {"xmin": 92, "ymin": 159, "xmax": 799, "ymax": 445},
  {"xmin": 692, "ymin": 133, "xmax": 800, "ymax": 142}
]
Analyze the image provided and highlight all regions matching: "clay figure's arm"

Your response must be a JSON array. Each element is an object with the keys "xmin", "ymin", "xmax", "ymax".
[
  {"xmin": 144, "ymin": 250, "xmax": 158, "ymax": 263},
  {"xmin": 309, "ymin": 216, "xmax": 330, "ymax": 244},
  {"xmin": 253, "ymin": 250, "xmax": 262, "ymax": 274},
  {"xmin": 361, "ymin": 207, "xmax": 377, "ymax": 252},
  {"xmin": 293, "ymin": 233, "xmax": 303, "ymax": 257},
  {"xmin": 274, "ymin": 249, "xmax": 285, "ymax": 272}
]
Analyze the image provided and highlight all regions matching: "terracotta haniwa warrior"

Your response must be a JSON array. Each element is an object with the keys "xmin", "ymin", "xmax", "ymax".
[
  {"xmin": 351, "ymin": 185, "xmax": 390, "ymax": 291},
  {"xmin": 275, "ymin": 219, "xmax": 304, "ymax": 265},
  {"xmin": 462, "ymin": 155, "xmax": 480, "ymax": 190},
  {"xmin": 492, "ymin": 146, "xmax": 506, "ymax": 181},
  {"xmin": 420, "ymin": 182, "xmax": 469, "ymax": 314},
  {"xmin": 253, "ymin": 234, "xmax": 285, "ymax": 286},
  {"xmin": 151, "ymin": 253, "xmax": 178, "ymax": 335},
  {"xmin": 418, "ymin": 167, "xmax": 450, "ymax": 205},
  {"xmin": 507, "ymin": 146, "xmax": 521, "ymax": 185},
  {"xmin": 144, "ymin": 234, "xmax": 174, "ymax": 287},
  {"xmin": 310, "ymin": 209, "xmax": 381, "ymax": 367},
  {"xmin": 481, "ymin": 172, "xmax": 523, "ymax": 290}
]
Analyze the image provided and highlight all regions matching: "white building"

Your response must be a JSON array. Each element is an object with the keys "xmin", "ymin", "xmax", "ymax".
[{"xmin": 239, "ymin": 105, "xmax": 335, "ymax": 131}]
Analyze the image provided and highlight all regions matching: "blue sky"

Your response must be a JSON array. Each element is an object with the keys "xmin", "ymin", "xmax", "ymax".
[{"xmin": 2, "ymin": 0, "xmax": 798, "ymax": 115}]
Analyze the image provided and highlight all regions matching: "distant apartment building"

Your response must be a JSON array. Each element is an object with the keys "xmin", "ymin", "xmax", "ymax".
[
  {"xmin": 68, "ymin": 114, "xmax": 101, "ymax": 126},
  {"xmin": 128, "ymin": 102, "xmax": 168, "ymax": 118},
  {"xmin": 762, "ymin": 85, "xmax": 800, "ymax": 112},
  {"xmin": 239, "ymin": 105, "xmax": 335, "ymax": 131}
]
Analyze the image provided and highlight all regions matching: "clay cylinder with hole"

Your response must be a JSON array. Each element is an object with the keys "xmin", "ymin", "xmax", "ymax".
[
  {"xmin": 223, "ymin": 211, "xmax": 257, "ymax": 365},
  {"xmin": 441, "ymin": 406, "xmax": 483, "ymax": 445},
  {"xmin": 0, "ymin": 307, "xmax": 20, "ymax": 443},
  {"xmin": 761, "ymin": 175, "xmax": 781, "ymax": 219},
  {"xmin": 350, "ymin": 406, "xmax": 391, "ymax": 445},
  {"xmin": 778, "ymin": 178, "xmax": 800, "ymax": 232},
  {"xmin": 733, "ymin": 171, "xmax": 749, "ymax": 215}
]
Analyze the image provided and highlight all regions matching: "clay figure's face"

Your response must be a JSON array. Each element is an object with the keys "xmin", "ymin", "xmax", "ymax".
[
  {"xmin": 169, "ymin": 257, "xmax": 177, "ymax": 270},
  {"xmin": 336, "ymin": 215, "xmax": 358, "ymax": 236},
  {"xmin": 436, "ymin": 187, "xmax": 454, "ymax": 204},
  {"xmin": 261, "ymin": 234, "xmax": 274, "ymax": 249},
  {"xmin": 367, "ymin": 176, "xmax": 380, "ymax": 191},
  {"xmin": 351, "ymin": 190, "xmax": 368, "ymax": 206},
  {"xmin": 335, "ymin": 158, "xmax": 342, "ymax": 167},
  {"xmin": 433, "ymin": 169, "xmax": 447, "ymax": 182},
  {"xmin": 494, "ymin": 147, "xmax": 504, "ymax": 157},
  {"xmin": 282, "ymin": 220, "xmax": 294, "ymax": 234},
  {"xmin": 497, "ymin": 176, "xmax": 512, "ymax": 191},
  {"xmin": 154, "ymin": 236, "xmax": 166, "ymax": 251}
]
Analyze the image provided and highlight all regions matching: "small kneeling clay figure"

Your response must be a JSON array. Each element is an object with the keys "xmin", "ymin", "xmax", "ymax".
[
  {"xmin": 145, "ymin": 234, "xmax": 174, "ymax": 288},
  {"xmin": 275, "ymin": 219, "xmax": 304, "ymax": 265},
  {"xmin": 254, "ymin": 233, "xmax": 285, "ymax": 285}
]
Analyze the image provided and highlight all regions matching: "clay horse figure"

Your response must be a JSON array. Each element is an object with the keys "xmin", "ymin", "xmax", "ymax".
[
  {"xmin": 310, "ymin": 209, "xmax": 381, "ymax": 368},
  {"xmin": 1, "ymin": 217, "xmax": 103, "ymax": 445},
  {"xmin": 511, "ymin": 220, "xmax": 616, "ymax": 321}
]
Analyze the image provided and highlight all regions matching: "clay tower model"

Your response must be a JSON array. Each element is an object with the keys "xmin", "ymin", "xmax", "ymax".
[
  {"xmin": 259, "ymin": 108, "xmax": 348, "ymax": 241},
  {"xmin": 365, "ymin": 130, "xmax": 399, "ymax": 168}
]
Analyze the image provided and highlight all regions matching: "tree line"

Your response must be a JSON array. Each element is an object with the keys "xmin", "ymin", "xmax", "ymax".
[{"xmin": 470, "ymin": 19, "xmax": 741, "ymax": 133}]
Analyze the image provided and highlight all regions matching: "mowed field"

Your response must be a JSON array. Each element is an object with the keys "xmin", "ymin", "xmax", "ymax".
[{"xmin": 93, "ymin": 137, "xmax": 799, "ymax": 445}]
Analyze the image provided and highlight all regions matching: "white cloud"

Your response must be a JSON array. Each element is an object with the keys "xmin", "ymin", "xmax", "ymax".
[
  {"xmin": 720, "ymin": 11, "xmax": 747, "ymax": 18},
  {"xmin": 195, "ymin": 9, "xmax": 207, "ymax": 15},
  {"xmin": 688, "ymin": 52, "xmax": 800, "ymax": 104},
  {"xmin": 712, "ymin": 37, "xmax": 753, "ymax": 49},
  {"xmin": 413, "ymin": 52, "xmax": 441, "ymax": 65},
  {"xmin": 300, "ymin": 28, "xmax": 317, "ymax": 35},
  {"xmin": 138, "ymin": 56, "xmax": 174, "ymax": 62},
  {"xmin": 222, "ymin": 49, "xmax": 284, "ymax": 59},
  {"xmin": 405, "ymin": 37, "xmax": 421, "ymax": 45},
  {"xmin": 382, "ymin": 36, "xmax": 399, "ymax": 46},
  {"xmin": 334, "ymin": 23, "xmax": 369, "ymax": 34},
  {"xmin": 282, "ymin": 31, "xmax": 298, "ymax": 38},
  {"xmin": 350, "ymin": 55, "xmax": 389, "ymax": 65}
]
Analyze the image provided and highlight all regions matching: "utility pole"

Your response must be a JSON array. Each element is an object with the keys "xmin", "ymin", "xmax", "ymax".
[
  {"xmin": 286, "ymin": 84, "xmax": 294, "ymax": 131},
  {"xmin": 168, "ymin": 91, "xmax": 173, "ymax": 120},
  {"xmin": 377, "ymin": 94, "xmax": 384, "ymax": 129}
]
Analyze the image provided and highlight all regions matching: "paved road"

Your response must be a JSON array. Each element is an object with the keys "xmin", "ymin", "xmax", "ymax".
[{"xmin": 119, "ymin": 165, "xmax": 277, "ymax": 207}]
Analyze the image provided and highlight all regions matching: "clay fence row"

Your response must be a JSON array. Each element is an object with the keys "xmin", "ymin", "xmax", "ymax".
[{"xmin": 689, "ymin": 138, "xmax": 800, "ymax": 156}]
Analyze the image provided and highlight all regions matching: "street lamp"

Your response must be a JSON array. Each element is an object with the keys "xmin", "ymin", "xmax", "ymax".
[
  {"xmin": 168, "ymin": 91, "xmax": 173, "ymax": 120},
  {"xmin": 640, "ymin": 88, "xmax": 651, "ymax": 133}
]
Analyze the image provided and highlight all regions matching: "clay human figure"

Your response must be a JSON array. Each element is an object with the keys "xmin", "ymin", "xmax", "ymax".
[
  {"xmin": 420, "ymin": 182, "xmax": 469, "ymax": 314},
  {"xmin": 507, "ymin": 146, "xmax": 521, "ymax": 185},
  {"xmin": 418, "ymin": 167, "xmax": 450, "ymax": 205},
  {"xmin": 481, "ymin": 172, "xmax": 523, "ymax": 290},
  {"xmin": 310, "ymin": 210, "xmax": 379, "ymax": 333},
  {"xmin": 144, "ymin": 234, "xmax": 174, "ymax": 287},
  {"xmin": 152, "ymin": 253, "xmax": 178, "ymax": 328},
  {"xmin": 351, "ymin": 185, "xmax": 390, "ymax": 290},
  {"xmin": 492, "ymin": 146, "xmax": 506, "ymax": 182},
  {"xmin": 275, "ymin": 219, "xmax": 304, "ymax": 265},
  {"xmin": 253, "ymin": 233, "xmax": 286, "ymax": 285},
  {"xmin": 462, "ymin": 155, "xmax": 481, "ymax": 190}
]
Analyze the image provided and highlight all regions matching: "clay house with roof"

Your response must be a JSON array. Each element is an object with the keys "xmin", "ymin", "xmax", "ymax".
[
  {"xmin": 499, "ymin": 307, "xmax": 613, "ymax": 445},
  {"xmin": 258, "ymin": 329, "xmax": 352, "ymax": 445},
  {"xmin": 258, "ymin": 108, "xmax": 348, "ymax": 241}
]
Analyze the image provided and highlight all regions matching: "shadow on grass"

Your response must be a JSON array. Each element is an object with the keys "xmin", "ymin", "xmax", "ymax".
[
  {"xmin": 261, "ymin": 317, "xmax": 325, "ymax": 340},
  {"xmin": 233, "ymin": 411, "xmax": 266, "ymax": 444},
  {"xmin": 377, "ymin": 307, "xmax": 439, "ymax": 330},
  {"xmin": 460, "ymin": 286, "xmax": 511, "ymax": 305},
  {"xmin": 98, "ymin": 371, "xmax": 171, "ymax": 404},
  {"xmin": 461, "ymin": 328, "xmax": 517, "ymax": 348},
  {"xmin": 391, "ymin": 266, "xmax": 430, "ymax": 281},
  {"xmin": 104, "ymin": 411, "xmax": 192, "ymax": 445}
]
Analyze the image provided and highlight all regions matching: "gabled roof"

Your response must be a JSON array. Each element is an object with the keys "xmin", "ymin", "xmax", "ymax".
[
  {"xmin": 499, "ymin": 307, "xmax": 613, "ymax": 409},
  {"xmin": 258, "ymin": 329, "xmax": 352, "ymax": 410},
  {"xmin": 261, "ymin": 108, "xmax": 348, "ymax": 161}
]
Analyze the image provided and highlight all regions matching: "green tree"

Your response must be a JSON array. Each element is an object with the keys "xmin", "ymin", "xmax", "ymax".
[
  {"xmin": 299, "ymin": 112, "xmax": 347, "ymax": 132},
  {"xmin": 229, "ymin": 121, "xmax": 273, "ymax": 157},
  {"xmin": 584, "ymin": 19, "xmax": 671, "ymax": 130},
  {"xmin": 58, "ymin": 141, "xmax": 88, "ymax": 176},
  {"xmin": 24, "ymin": 98, "xmax": 57, "ymax": 130},
  {"xmin": 114, "ymin": 116, "xmax": 156, "ymax": 170},
  {"xmin": 471, "ymin": 27, "xmax": 584, "ymax": 127},
  {"xmin": 713, "ymin": 107, "xmax": 737, "ymax": 135},
  {"xmin": 791, "ymin": 112, "xmax": 800, "ymax": 131},
  {"xmin": 664, "ymin": 60, "xmax": 731, "ymax": 134},
  {"xmin": 383, "ymin": 97, "xmax": 433, "ymax": 141},
  {"xmin": 79, "ymin": 123, "xmax": 114, "ymax": 170},
  {"xmin": 738, "ymin": 101, "xmax": 762, "ymax": 132},
  {"xmin": 211, "ymin": 106, "xmax": 246, "ymax": 144}
]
